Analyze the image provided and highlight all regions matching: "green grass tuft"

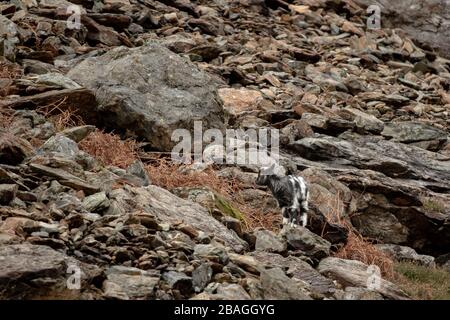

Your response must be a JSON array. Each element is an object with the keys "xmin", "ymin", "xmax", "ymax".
[
  {"xmin": 214, "ymin": 194, "xmax": 245, "ymax": 221},
  {"xmin": 422, "ymin": 198, "xmax": 446, "ymax": 213},
  {"xmin": 394, "ymin": 262, "xmax": 450, "ymax": 300}
]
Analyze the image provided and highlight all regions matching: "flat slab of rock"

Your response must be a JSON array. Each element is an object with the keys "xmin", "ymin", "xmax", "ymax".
[
  {"xmin": 194, "ymin": 243, "xmax": 229, "ymax": 264},
  {"xmin": 37, "ymin": 134, "xmax": 81, "ymax": 158},
  {"xmin": 291, "ymin": 134, "xmax": 450, "ymax": 187},
  {"xmin": 191, "ymin": 283, "xmax": 251, "ymax": 300},
  {"xmin": 339, "ymin": 107, "xmax": 384, "ymax": 134},
  {"xmin": 215, "ymin": 283, "xmax": 251, "ymax": 300},
  {"xmin": 192, "ymin": 263, "xmax": 213, "ymax": 293},
  {"xmin": 162, "ymin": 271, "xmax": 193, "ymax": 295},
  {"xmin": 67, "ymin": 42, "xmax": 225, "ymax": 151},
  {"xmin": 82, "ymin": 191, "xmax": 110, "ymax": 213},
  {"xmin": 228, "ymin": 253, "xmax": 260, "ymax": 274},
  {"xmin": 103, "ymin": 266, "xmax": 159, "ymax": 300},
  {"xmin": 382, "ymin": 122, "xmax": 448, "ymax": 143},
  {"xmin": 60, "ymin": 125, "xmax": 96, "ymax": 143},
  {"xmin": 250, "ymin": 251, "xmax": 337, "ymax": 296},
  {"xmin": 254, "ymin": 229, "xmax": 287, "ymax": 253},
  {"xmin": 375, "ymin": 244, "xmax": 435, "ymax": 267},
  {"xmin": 281, "ymin": 225, "xmax": 331, "ymax": 260},
  {"xmin": 0, "ymin": 243, "xmax": 102, "ymax": 299},
  {"xmin": 342, "ymin": 287, "xmax": 384, "ymax": 300},
  {"xmin": 0, "ymin": 88, "xmax": 97, "ymax": 123},
  {"xmin": 29, "ymin": 163, "xmax": 100, "ymax": 195},
  {"xmin": 260, "ymin": 267, "xmax": 312, "ymax": 300},
  {"xmin": 114, "ymin": 185, "xmax": 248, "ymax": 252},
  {"xmin": 317, "ymin": 257, "xmax": 409, "ymax": 300},
  {"xmin": 218, "ymin": 88, "xmax": 262, "ymax": 116}
]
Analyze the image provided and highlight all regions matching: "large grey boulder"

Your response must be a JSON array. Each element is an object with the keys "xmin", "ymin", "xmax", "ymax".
[{"xmin": 67, "ymin": 42, "xmax": 225, "ymax": 151}]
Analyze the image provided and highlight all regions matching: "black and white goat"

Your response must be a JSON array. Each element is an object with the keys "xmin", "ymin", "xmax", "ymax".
[{"xmin": 255, "ymin": 163, "xmax": 309, "ymax": 227}]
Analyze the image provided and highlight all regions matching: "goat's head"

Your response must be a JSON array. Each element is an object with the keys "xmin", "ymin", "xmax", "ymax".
[{"xmin": 256, "ymin": 163, "xmax": 277, "ymax": 185}]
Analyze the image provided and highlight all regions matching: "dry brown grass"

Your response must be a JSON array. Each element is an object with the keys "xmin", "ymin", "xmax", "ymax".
[
  {"xmin": 0, "ymin": 62, "xmax": 22, "ymax": 97},
  {"xmin": 50, "ymin": 108, "xmax": 86, "ymax": 132},
  {"xmin": 0, "ymin": 62, "xmax": 22, "ymax": 80},
  {"xmin": 79, "ymin": 130, "xmax": 138, "ymax": 168},
  {"xmin": 242, "ymin": 205, "xmax": 280, "ymax": 232},
  {"xmin": 335, "ymin": 231, "xmax": 395, "ymax": 278},
  {"xmin": 316, "ymin": 191, "xmax": 395, "ymax": 278},
  {"xmin": 0, "ymin": 107, "xmax": 15, "ymax": 129},
  {"xmin": 36, "ymin": 98, "xmax": 86, "ymax": 132},
  {"xmin": 145, "ymin": 157, "xmax": 280, "ymax": 231},
  {"xmin": 145, "ymin": 158, "xmax": 237, "ymax": 193}
]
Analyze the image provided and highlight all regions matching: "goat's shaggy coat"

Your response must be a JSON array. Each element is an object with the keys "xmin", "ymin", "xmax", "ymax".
[{"xmin": 256, "ymin": 164, "xmax": 309, "ymax": 227}]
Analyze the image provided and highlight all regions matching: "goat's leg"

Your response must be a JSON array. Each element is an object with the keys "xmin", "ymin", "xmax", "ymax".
[
  {"xmin": 281, "ymin": 207, "xmax": 289, "ymax": 225},
  {"xmin": 289, "ymin": 208, "xmax": 298, "ymax": 227},
  {"xmin": 299, "ymin": 211, "xmax": 307, "ymax": 227},
  {"xmin": 300, "ymin": 200, "xmax": 308, "ymax": 227}
]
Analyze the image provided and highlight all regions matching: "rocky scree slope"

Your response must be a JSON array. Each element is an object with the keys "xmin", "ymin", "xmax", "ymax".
[{"xmin": 0, "ymin": 0, "xmax": 450, "ymax": 299}]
